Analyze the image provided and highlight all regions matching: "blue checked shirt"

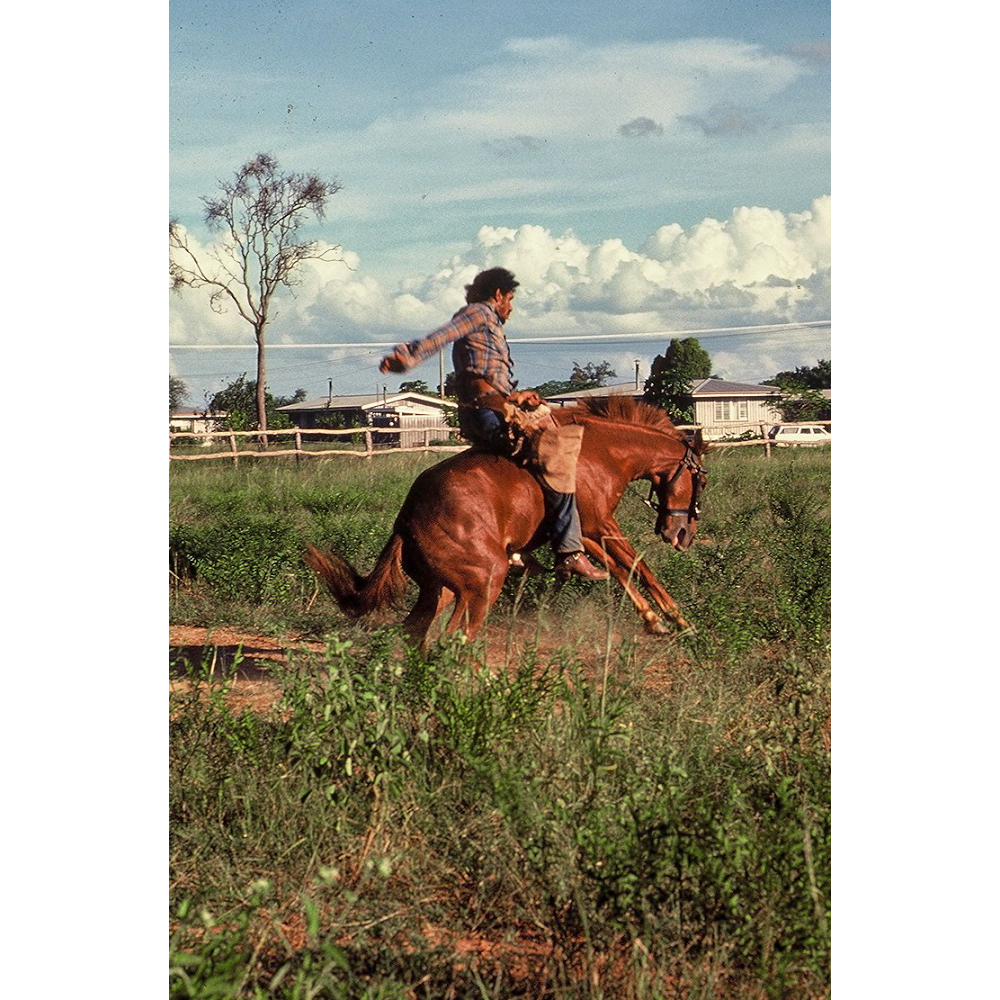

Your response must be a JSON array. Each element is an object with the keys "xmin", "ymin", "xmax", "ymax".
[{"xmin": 396, "ymin": 302, "xmax": 516, "ymax": 400}]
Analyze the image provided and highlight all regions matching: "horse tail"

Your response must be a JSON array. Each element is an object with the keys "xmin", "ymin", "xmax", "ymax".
[{"xmin": 304, "ymin": 534, "xmax": 407, "ymax": 619}]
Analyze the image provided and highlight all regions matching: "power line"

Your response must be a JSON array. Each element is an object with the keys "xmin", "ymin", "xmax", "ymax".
[
  {"xmin": 523, "ymin": 325, "xmax": 819, "ymax": 352},
  {"xmin": 168, "ymin": 320, "xmax": 830, "ymax": 350}
]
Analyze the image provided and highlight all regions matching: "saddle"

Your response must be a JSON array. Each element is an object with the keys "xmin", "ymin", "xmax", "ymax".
[
  {"xmin": 502, "ymin": 396, "xmax": 584, "ymax": 495},
  {"xmin": 457, "ymin": 376, "xmax": 585, "ymax": 494}
]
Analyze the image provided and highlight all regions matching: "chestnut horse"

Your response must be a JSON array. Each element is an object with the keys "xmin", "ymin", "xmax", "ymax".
[{"xmin": 305, "ymin": 396, "xmax": 707, "ymax": 645}]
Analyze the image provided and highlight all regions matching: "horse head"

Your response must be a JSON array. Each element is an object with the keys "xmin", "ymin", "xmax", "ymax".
[
  {"xmin": 562, "ymin": 397, "xmax": 710, "ymax": 554},
  {"xmin": 646, "ymin": 436, "xmax": 707, "ymax": 552}
]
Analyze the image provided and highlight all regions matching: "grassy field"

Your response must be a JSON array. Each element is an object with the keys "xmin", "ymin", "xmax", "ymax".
[{"xmin": 169, "ymin": 446, "xmax": 831, "ymax": 998}]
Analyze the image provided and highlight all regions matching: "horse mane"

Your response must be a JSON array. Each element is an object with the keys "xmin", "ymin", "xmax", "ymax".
[
  {"xmin": 575, "ymin": 393, "xmax": 667, "ymax": 425},
  {"xmin": 561, "ymin": 394, "xmax": 679, "ymax": 435},
  {"xmin": 556, "ymin": 394, "xmax": 709, "ymax": 455}
]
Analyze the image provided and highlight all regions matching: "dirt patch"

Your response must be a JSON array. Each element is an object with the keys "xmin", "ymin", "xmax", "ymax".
[
  {"xmin": 169, "ymin": 625, "xmax": 332, "ymax": 713},
  {"xmin": 170, "ymin": 622, "xmax": 683, "ymax": 715},
  {"xmin": 169, "ymin": 625, "xmax": 327, "ymax": 665}
]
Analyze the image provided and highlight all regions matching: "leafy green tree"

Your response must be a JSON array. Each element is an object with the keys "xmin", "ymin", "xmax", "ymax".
[
  {"xmin": 170, "ymin": 153, "xmax": 342, "ymax": 441},
  {"xmin": 206, "ymin": 374, "xmax": 297, "ymax": 432},
  {"xmin": 399, "ymin": 379, "xmax": 431, "ymax": 395},
  {"xmin": 439, "ymin": 372, "xmax": 457, "ymax": 398},
  {"xmin": 774, "ymin": 387, "xmax": 830, "ymax": 422},
  {"xmin": 763, "ymin": 359, "xmax": 831, "ymax": 392},
  {"xmin": 529, "ymin": 360, "xmax": 617, "ymax": 397},
  {"xmin": 169, "ymin": 376, "xmax": 189, "ymax": 412},
  {"xmin": 762, "ymin": 359, "xmax": 831, "ymax": 421},
  {"xmin": 314, "ymin": 410, "xmax": 366, "ymax": 431},
  {"xmin": 570, "ymin": 360, "xmax": 617, "ymax": 388},
  {"xmin": 643, "ymin": 338, "xmax": 713, "ymax": 422},
  {"xmin": 530, "ymin": 379, "xmax": 577, "ymax": 398}
]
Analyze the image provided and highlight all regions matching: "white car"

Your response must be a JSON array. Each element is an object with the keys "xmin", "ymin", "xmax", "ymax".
[{"xmin": 767, "ymin": 424, "xmax": 831, "ymax": 446}]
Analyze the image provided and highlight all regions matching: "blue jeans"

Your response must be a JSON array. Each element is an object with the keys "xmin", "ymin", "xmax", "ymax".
[{"xmin": 459, "ymin": 406, "xmax": 583, "ymax": 554}]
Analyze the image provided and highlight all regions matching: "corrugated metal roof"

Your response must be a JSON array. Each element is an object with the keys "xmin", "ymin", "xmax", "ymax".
[
  {"xmin": 278, "ymin": 392, "xmax": 457, "ymax": 412},
  {"xmin": 543, "ymin": 383, "xmax": 642, "ymax": 401},
  {"xmin": 689, "ymin": 378, "xmax": 781, "ymax": 396},
  {"xmin": 545, "ymin": 378, "xmax": 783, "ymax": 402}
]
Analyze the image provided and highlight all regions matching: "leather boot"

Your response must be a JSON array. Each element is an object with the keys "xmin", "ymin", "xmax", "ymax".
[{"xmin": 555, "ymin": 551, "xmax": 609, "ymax": 582}]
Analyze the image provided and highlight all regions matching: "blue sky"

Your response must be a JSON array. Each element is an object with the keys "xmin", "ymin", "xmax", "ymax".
[{"xmin": 169, "ymin": 0, "xmax": 831, "ymax": 403}]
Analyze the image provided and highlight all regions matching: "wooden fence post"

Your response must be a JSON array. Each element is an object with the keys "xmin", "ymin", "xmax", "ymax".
[
  {"xmin": 364, "ymin": 429, "xmax": 373, "ymax": 457},
  {"xmin": 229, "ymin": 431, "xmax": 239, "ymax": 467},
  {"xmin": 761, "ymin": 423, "xmax": 771, "ymax": 459}
]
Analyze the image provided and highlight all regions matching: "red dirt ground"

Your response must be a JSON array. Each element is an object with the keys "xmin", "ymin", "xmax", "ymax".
[
  {"xmin": 169, "ymin": 625, "xmax": 329, "ymax": 712},
  {"xmin": 168, "ymin": 622, "xmax": 682, "ymax": 712}
]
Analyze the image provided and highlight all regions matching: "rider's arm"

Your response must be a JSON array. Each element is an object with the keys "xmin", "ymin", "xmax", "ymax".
[{"xmin": 379, "ymin": 306, "xmax": 483, "ymax": 374}]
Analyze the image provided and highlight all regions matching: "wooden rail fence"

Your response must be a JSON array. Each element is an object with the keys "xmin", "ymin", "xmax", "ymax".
[
  {"xmin": 703, "ymin": 420, "xmax": 832, "ymax": 458},
  {"xmin": 168, "ymin": 421, "xmax": 831, "ymax": 465},
  {"xmin": 168, "ymin": 425, "xmax": 467, "ymax": 464}
]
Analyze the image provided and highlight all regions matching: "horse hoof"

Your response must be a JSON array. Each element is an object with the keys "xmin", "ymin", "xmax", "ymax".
[{"xmin": 644, "ymin": 619, "xmax": 669, "ymax": 635}]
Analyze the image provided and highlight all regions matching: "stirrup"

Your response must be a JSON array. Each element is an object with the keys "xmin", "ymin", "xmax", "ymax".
[{"xmin": 508, "ymin": 551, "xmax": 545, "ymax": 576}]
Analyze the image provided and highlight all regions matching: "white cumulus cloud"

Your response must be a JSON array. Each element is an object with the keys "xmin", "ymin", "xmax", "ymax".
[{"xmin": 170, "ymin": 196, "xmax": 831, "ymax": 397}]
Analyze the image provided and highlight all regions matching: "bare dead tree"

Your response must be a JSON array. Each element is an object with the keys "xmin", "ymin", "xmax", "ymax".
[{"xmin": 169, "ymin": 153, "xmax": 342, "ymax": 443}]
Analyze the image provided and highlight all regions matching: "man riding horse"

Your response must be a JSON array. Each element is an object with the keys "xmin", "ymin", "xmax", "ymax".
[{"xmin": 379, "ymin": 267, "xmax": 609, "ymax": 582}]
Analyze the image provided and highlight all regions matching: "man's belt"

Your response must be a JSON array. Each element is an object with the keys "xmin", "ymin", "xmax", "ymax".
[{"xmin": 456, "ymin": 374, "xmax": 510, "ymax": 412}]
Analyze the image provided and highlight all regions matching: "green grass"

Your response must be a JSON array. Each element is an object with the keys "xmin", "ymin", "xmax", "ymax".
[
  {"xmin": 169, "ymin": 447, "xmax": 830, "ymax": 998},
  {"xmin": 169, "ymin": 448, "xmax": 830, "ymax": 652}
]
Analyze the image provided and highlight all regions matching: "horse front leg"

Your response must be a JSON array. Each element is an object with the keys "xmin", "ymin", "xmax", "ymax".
[{"xmin": 582, "ymin": 532, "xmax": 694, "ymax": 635}]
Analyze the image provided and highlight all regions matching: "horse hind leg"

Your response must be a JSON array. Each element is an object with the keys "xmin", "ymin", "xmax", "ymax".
[
  {"xmin": 443, "ymin": 564, "xmax": 507, "ymax": 642},
  {"xmin": 508, "ymin": 549, "xmax": 546, "ymax": 577},
  {"xmin": 402, "ymin": 583, "xmax": 454, "ymax": 648}
]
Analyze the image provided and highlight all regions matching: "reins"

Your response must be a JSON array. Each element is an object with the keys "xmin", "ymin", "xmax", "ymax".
[{"xmin": 638, "ymin": 443, "xmax": 706, "ymax": 520}]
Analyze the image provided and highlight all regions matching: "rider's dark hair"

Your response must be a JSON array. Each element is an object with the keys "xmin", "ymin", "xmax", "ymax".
[{"xmin": 464, "ymin": 267, "xmax": 519, "ymax": 304}]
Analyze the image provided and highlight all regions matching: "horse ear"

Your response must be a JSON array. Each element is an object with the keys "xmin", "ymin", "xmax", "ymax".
[{"xmin": 693, "ymin": 427, "xmax": 705, "ymax": 452}]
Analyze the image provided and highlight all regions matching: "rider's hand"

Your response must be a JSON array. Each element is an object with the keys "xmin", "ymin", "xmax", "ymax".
[
  {"xmin": 379, "ymin": 348, "xmax": 409, "ymax": 374},
  {"xmin": 508, "ymin": 389, "xmax": 543, "ymax": 409}
]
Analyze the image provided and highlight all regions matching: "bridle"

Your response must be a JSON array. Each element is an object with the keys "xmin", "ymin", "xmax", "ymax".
[{"xmin": 640, "ymin": 443, "xmax": 707, "ymax": 522}]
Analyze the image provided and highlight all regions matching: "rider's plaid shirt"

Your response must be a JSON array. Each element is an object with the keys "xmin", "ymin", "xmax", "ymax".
[{"xmin": 398, "ymin": 302, "xmax": 516, "ymax": 398}]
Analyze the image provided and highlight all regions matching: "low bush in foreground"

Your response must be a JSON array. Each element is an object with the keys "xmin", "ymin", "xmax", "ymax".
[{"xmin": 170, "ymin": 634, "xmax": 830, "ymax": 999}]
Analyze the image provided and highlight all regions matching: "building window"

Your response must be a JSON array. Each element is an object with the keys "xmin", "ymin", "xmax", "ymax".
[{"xmin": 713, "ymin": 400, "xmax": 749, "ymax": 421}]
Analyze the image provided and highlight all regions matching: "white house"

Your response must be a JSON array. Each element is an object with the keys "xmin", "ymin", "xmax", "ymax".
[
  {"xmin": 543, "ymin": 378, "xmax": 787, "ymax": 440},
  {"xmin": 169, "ymin": 407, "xmax": 228, "ymax": 444},
  {"xmin": 277, "ymin": 392, "xmax": 459, "ymax": 448},
  {"xmin": 169, "ymin": 407, "xmax": 227, "ymax": 432},
  {"xmin": 686, "ymin": 378, "xmax": 784, "ymax": 439}
]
